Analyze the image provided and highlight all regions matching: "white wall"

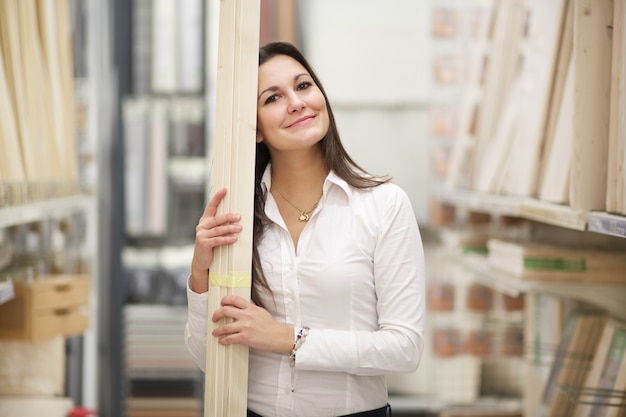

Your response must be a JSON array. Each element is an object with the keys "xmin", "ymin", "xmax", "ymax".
[{"xmin": 299, "ymin": 0, "xmax": 432, "ymax": 222}]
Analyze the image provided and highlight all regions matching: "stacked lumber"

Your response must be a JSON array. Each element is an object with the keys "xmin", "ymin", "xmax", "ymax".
[
  {"xmin": 204, "ymin": 0, "xmax": 260, "ymax": 416},
  {"xmin": 0, "ymin": 0, "xmax": 78, "ymax": 203},
  {"xmin": 487, "ymin": 238, "xmax": 626, "ymax": 284},
  {"xmin": 448, "ymin": 0, "xmax": 626, "ymax": 215}
]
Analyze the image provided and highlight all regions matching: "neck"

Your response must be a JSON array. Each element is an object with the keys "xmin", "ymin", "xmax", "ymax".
[{"xmin": 270, "ymin": 153, "xmax": 328, "ymax": 194}]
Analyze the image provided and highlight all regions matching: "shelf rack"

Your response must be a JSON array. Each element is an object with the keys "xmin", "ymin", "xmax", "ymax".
[
  {"xmin": 0, "ymin": 195, "xmax": 92, "ymax": 229},
  {"xmin": 460, "ymin": 253, "xmax": 626, "ymax": 321},
  {"xmin": 0, "ymin": 195, "xmax": 92, "ymax": 308}
]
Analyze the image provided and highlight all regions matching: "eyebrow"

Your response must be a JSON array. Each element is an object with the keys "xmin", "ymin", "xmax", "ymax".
[{"xmin": 258, "ymin": 73, "xmax": 310, "ymax": 100}]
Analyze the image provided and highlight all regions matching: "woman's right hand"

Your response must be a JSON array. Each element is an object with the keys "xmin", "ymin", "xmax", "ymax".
[{"xmin": 190, "ymin": 188, "xmax": 242, "ymax": 294}]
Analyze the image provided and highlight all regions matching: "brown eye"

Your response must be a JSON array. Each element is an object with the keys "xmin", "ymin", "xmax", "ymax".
[
  {"xmin": 265, "ymin": 94, "xmax": 278, "ymax": 104},
  {"xmin": 297, "ymin": 81, "xmax": 312, "ymax": 90}
]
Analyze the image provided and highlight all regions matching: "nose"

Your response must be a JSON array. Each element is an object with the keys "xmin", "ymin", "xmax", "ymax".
[{"xmin": 287, "ymin": 94, "xmax": 305, "ymax": 113}]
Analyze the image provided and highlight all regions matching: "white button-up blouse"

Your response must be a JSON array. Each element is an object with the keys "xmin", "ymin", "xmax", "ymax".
[{"xmin": 185, "ymin": 166, "xmax": 425, "ymax": 417}]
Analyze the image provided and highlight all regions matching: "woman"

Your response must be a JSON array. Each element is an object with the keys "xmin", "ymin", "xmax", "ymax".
[{"xmin": 185, "ymin": 41, "xmax": 425, "ymax": 417}]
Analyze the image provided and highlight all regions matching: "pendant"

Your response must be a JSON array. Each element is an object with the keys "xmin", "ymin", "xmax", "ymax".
[{"xmin": 298, "ymin": 212, "xmax": 310, "ymax": 222}]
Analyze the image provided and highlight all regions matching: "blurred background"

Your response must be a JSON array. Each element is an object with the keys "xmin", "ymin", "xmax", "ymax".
[{"xmin": 1, "ymin": 1, "xmax": 626, "ymax": 416}]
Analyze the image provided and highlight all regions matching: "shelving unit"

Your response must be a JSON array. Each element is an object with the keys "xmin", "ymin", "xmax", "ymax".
[
  {"xmin": 0, "ymin": 0, "xmax": 105, "ymax": 414},
  {"xmin": 114, "ymin": 1, "xmax": 209, "ymax": 416},
  {"xmin": 423, "ymin": 1, "xmax": 626, "ymax": 416},
  {"xmin": 435, "ymin": 188, "xmax": 626, "ymax": 316}
]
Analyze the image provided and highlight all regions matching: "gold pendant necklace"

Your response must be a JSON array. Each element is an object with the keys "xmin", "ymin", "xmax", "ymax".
[{"xmin": 272, "ymin": 184, "xmax": 321, "ymax": 222}]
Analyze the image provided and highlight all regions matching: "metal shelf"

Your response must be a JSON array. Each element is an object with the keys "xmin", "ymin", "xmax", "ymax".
[
  {"xmin": 587, "ymin": 211, "xmax": 626, "ymax": 238},
  {"xmin": 440, "ymin": 190, "xmax": 626, "ymax": 238},
  {"xmin": 438, "ymin": 189, "xmax": 523, "ymax": 217},
  {"xmin": 0, "ymin": 195, "xmax": 91, "ymax": 228}
]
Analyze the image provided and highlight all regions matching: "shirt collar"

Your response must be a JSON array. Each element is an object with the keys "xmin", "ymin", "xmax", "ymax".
[{"xmin": 260, "ymin": 163, "xmax": 352, "ymax": 202}]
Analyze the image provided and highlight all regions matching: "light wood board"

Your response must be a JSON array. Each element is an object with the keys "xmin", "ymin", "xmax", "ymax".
[
  {"xmin": 570, "ymin": 0, "xmax": 614, "ymax": 210},
  {"xmin": 607, "ymin": 0, "xmax": 626, "ymax": 214},
  {"xmin": 204, "ymin": 0, "xmax": 260, "ymax": 416}
]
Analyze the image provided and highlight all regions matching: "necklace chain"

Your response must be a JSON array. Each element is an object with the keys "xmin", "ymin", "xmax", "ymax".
[{"xmin": 272, "ymin": 184, "xmax": 321, "ymax": 222}]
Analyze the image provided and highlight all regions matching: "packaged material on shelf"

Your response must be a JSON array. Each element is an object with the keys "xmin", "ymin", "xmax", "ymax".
[
  {"xmin": 0, "ymin": 336, "xmax": 64, "ymax": 395},
  {"xmin": 487, "ymin": 239, "xmax": 626, "ymax": 284},
  {"xmin": 0, "ymin": 396, "xmax": 73, "ymax": 417},
  {"xmin": 0, "ymin": 274, "xmax": 90, "ymax": 341}
]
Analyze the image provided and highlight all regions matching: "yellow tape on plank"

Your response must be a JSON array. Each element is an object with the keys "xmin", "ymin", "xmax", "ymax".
[{"xmin": 208, "ymin": 272, "xmax": 252, "ymax": 288}]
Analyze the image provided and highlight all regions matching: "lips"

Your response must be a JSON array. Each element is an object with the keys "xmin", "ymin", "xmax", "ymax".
[{"xmin": 287, "ymin": 115, "xmax": 315, "ymax": 128}]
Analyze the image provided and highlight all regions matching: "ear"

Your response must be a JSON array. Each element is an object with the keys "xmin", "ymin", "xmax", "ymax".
[{"xmin": 256, "ymin": 132, "xmax": 263, "ymax": 143}]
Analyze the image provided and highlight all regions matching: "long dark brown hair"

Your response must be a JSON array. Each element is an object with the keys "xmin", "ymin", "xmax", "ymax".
[{"xmin": 251, "ymin": 42, "xmax": 390, "ymax": 306}]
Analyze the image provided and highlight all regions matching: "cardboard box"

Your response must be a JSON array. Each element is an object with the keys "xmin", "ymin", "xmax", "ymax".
[
  {"xmin": 0, "ymin": 274, "xmax": 90, "ymax": 341},
  {"xmin": 0, "ymin": 336, "xmax": 65, "ymax": 395}
]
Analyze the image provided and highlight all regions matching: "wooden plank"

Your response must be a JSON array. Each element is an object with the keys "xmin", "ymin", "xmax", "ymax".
[
  {"xmin": 204, "ymin": 1, "xmax": 260, "ymax": 416},
  {"xmin": 0, "ymin": 0, "xmax": 40, "ymax": 181},
  {"xmin": 472, "ymin": 0, "xmax": 526, "ymax": 192},
  {"xmin": 38, "ymin": 0, "xmax": 78, "ymax": 181},
  {"xmin": 0, "ymin": 27, "xmax": 25, "ymax": 181},
  {"xmin": 54, "ymin": 0, "xmax": 79, "ymax": 180},
  {"xmin": 537, "ymin": 0, "xmax": 574, "ymax": 200},
  {"xmin": 500, "ymin": 0, "xmax": 569, "ymax": 196},
  {"xmin": 18, "ymin": 0, "xmax": 61, "ymax": 181},
  {"xmin": 570, "ymin": 0, "xmax": 614, "ymax": 210},
  {"xmin": 445, "ymin": 0, "xmax": 495, "ymax": 190},
  {"xmin": 537, "ymin": 55, "xmax": 574, "ymax": 203},
  {"xmin": 475, "ymin": 79, "xmax": 521, "ymax": 193},
  {"xmin": 518, "ymin": 198, "xmax": 587, "ymax": 230},
  {"xmin": 607, "ymin": 0, "xmax": 626, "ymax": 214}
]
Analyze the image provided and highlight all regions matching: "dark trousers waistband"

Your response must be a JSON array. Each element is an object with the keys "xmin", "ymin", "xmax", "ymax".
[{"xmin": 247, "ymin": 403, "xmax": 391, "ymax": 417}]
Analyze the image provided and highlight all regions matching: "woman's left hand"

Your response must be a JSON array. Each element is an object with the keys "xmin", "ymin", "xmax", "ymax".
[{"xmin": 211, "ymin": 294, "xmax": 293, "ymax": 355}]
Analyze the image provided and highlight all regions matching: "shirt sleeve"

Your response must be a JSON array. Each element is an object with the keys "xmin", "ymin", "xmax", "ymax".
[
  {"xmin": 184, "ymin": 276, "xmax": 209, "ymax": 372},
  {"xmin": 295, "ymin": 185, "xmax": 426, "ymax": 376}
]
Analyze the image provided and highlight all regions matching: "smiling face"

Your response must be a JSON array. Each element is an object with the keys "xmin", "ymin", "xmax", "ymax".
[{"xmin": 256, "ymin": 55, "xmax": 330, "ymax": 154}]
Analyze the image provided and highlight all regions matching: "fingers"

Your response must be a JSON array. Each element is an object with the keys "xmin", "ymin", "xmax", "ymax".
[
  {"xmin": 210, "ymin": 296, "xmax": 255, "ymax": 345},
  {"xmin": 196, "ymin": 213, "xmax": 242, "ymax": 237},
  {"xmin": 203, "ymin": 187, "xmax": 227, "ymax": 217},
  {"xmin": 211, "ymin": 295, "xmax": 251, "ymax": 323},
  {"xmin": 210, "ymin": 300, "xmax": 251, "ymax": 346},
  {"xmin": 197, "ymin": 188, "xmax": 242, "ymax": 241}
]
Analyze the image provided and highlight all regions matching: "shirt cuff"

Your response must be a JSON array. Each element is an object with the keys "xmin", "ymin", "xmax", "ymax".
[{"xmin": 186, "ymin": 275, "xmax": 208, "ymax": 334}]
